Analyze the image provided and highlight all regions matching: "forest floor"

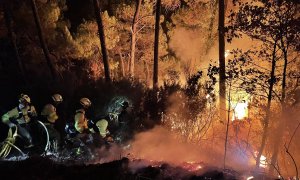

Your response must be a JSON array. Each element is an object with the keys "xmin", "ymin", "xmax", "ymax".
[{"xmin": 0, "ymin": 156, "xmax": 276, "ymax": 180}]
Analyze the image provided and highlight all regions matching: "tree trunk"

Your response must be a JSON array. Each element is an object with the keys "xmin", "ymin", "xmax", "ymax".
[
  {"xmin": 270, "ymin": 37, "xmax": 289, "ymax": 175},
  {"xmin": 144, "ymin": 60, "xmax": 150, "ymax": 87},
  {"xmin": 118, "ymin": 49, "xmax": 125, "ymax": 78},
  {"xmin": 153, "ymin": 0, "xmax": 161, "ymax": 89},
  {"xmin": 129, "ymin": 0, "xmax": 142, "ymax": 78},
  {"xmin": 3, "ymin": 2, "xmax": 27, "ymax": 84},
  {"xmin": 223, "ymin": 81, "xmax": 232, "ymax": 169},
  {"xmin": 219, "ymin": 0, "xmax": 226, "ymax": 122},
  {"xmin": 256, "ymin": 40, "xmax": 278, "ymax": 169},
  {"xmin": 30, "ymin": 0, "xmax": 56, "ymax": 80},
  {"xmin": 93, "ymin": 0, "xmax": 111, "ymax": 83}
]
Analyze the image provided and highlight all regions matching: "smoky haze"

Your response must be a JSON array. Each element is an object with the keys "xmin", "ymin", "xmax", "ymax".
[{"xmin": 126, "ymin": 125, "xmax": 254, "ymax": 172}]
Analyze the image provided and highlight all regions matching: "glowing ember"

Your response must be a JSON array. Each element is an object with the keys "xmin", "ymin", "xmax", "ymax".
[
  {"xmin": 181, "ymin": 161, "xmax": 203, "ymax": 172},
  {"xmin": 259, "ymin": 155, "xmax": 267, "ymax": 168},
  {"xmin": 206, "ymin": 94, "xmax": 211, "ymax": 99},
  {"xmin": 232, "ymin": 100, "xmax": 248, "ymax": 121}
]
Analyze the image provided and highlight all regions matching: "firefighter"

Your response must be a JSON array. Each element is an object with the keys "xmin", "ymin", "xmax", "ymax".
[
  {"xmin": 41, "ymin": 94, "xmax": 63, "ymax": 123},
  {"xmin": 88, "ymin": 119, "xmax": 109, "ymax": 138},
  {"xmin": 41, "ymin": 93, "xmax": 63, "ymax": 151},
  {"xmin": 1, "ymin": 94, "xmax": 37, "ymax": 148},
  {"xmin": 74, "ymin": 98, "xmax": 91, "ymax": 133},
  {"xmin": 114, "ymin": 101, "xmax": 131, "ymax": 142},
  {"xmin": 64, "ymin": 98, "xmax": 92, "ymax": 142},
  {"xmin": 88, "ymin": 100, "xmax": 130, "ymax": 143},
  {"xmin": 118, "ymin": 101, "xmax": 130, "ymax": 125},
  {"xmin": 68, "ymin": 97, "xmax": 93, "ymax": 155}
]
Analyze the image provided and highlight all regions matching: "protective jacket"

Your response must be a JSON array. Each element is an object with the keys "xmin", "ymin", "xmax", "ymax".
[
  {"xmin": 74, "ymin": 109, "xmax": 88, "ymax": 133},
  {"xmin": 89, "ymin": 119, "xmax": 109, "ymax": 138},
  {"xmin": 2, "ymin": 105, "xmax": 37, "ymax": 126},
  {"xmin": 1, "ymin": 105, "xmax": 37, "ymax": 146}
]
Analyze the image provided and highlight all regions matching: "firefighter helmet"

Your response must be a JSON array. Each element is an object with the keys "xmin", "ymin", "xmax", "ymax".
[
  {"xmin": 80, "ymin": 98, "xmax": 91, "ymax": 108},
  {"xmin": 19, "ymin": 93, "xmax": 31, "ymax": 104},
  {"xmin": 52, "ymin": 94, "xmax": 63, "ymax": 103}
]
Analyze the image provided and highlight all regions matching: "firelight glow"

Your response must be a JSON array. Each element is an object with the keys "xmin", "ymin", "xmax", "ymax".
[
  {"xmin": 259, "ymin": 155, "xmax": 267, "ymax": 168},
  {"xmin": 225, "ymin": 50, "xmax": 230, "ymax": 58},
  {"xmin": 232, "ymin": 100, "xmax": 248, "ymax": 121},
  {"xmin": 246, "ymin": 176, "xmax": 254, "ymax": 180}
]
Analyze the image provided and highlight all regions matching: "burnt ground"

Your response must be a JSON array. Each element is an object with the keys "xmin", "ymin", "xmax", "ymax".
[{"xmin": 0, "ymin": 156, "xmax": 240, "ymax": 180}]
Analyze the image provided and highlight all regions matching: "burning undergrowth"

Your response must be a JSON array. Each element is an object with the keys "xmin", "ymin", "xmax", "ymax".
[
  {"xmin": 77, "ymin": 126, "xmax": 244, "ymax": 178},
  {"xmin": 127, "ymin": 126, "xmax": 208, "ymax": 165},
  {"xmin": 0, "ymin": 155, "xmax": 241, "ymax": 180},
  {"xmin": 0, "ymin": 124, "xmax": 260, "ymax": 179}
]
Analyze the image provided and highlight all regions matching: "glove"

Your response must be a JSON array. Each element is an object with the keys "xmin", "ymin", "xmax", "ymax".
[
  {"xmin": 87, "ymin": 119, "xmax": 95, "ymax": 129},
  {"xmin": 65, "ymin": 123, "xmax": 78, "ymax": 137}
]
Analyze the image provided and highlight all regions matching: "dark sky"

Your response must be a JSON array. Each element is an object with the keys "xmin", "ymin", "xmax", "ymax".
[{"xmin": 65, "ymin": 0, "xmax": 94, "ymax": 33}]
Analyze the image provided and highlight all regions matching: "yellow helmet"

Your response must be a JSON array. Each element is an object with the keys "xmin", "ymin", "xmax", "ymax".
[
  {"xmin": 80, "ymin": 98, "xmax": 91, "ymax": 108},
  {"xmin": 52, "ymin": 94, "xmax": 63, "ymax": 103},
  {"xmin": 19, "ymin": 93, "xmax": 31, "ymax": 104}
]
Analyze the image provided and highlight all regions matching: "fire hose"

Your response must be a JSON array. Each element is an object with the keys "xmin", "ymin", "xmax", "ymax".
[
  {"xmin": 0, "ymin": 121, "xmax": 50, "ymax": 159},
  {"xmin": 0, "ymin": 126, "xmax": 25, "ymax": 158},
  {"xmin": 37, "ymin": 121, "xmax": 50, "ymax": 152}
]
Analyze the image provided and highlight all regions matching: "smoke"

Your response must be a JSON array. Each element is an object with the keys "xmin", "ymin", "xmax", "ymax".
[
  {"xmin": 169, "ymin": 28, "xmax": 205, "ymax": 63},
  {"xmin": 128, "ymin": 126, "xmax": 203, "ymax": 164},
  {"xmin": 86, "ymin": 124, "xmax": 255, "ymax": 174},
  {"xmin": 91, "ymin": 143, "xmax": 124, "ymax": 164},
  {"xmin": 127, "ymin": 126, "xmax": 223, "ymax": 166},
  {"xmin": 169, "ymin": 27, "xmax": 260, "ymax": 75},
  {"xmin": 126, "ymin": 125, "xmax": 256, "ymax": 172}
]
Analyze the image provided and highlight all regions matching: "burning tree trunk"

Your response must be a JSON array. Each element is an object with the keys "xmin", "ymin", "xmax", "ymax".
[
  {"xmin": 30, "ymin": 0, "xmax": 57, "ymax": 80},
  {"xmin": 3, "ymin": 2, "xmax": 27, "ymax": 84},
  {"xmin": 93, "ymin": 0, "xmax": 111, "ymax": 83},
  {"xmin": 256, "ymin": 40, "xmax": 278, "ymax": 169},
  {"xmin": 153, "ymin": 0, "xmax": 161, "ymax": 89},
  {"xmin": 129, "ymin": 0, "xmax": 142, "ymax": 78},
  {"xmin": 218, "ymin": 0, "xmax": 226, "ymax": 121}
]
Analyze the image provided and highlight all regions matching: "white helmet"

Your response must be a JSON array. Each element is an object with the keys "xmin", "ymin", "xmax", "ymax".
[
  {"xmin": 80, "ymin": 98, "xmax": 91, "ymax": 108},
  {"xmin": 52, "ymin": 94, "xmax": 63, "ymax": 103}
]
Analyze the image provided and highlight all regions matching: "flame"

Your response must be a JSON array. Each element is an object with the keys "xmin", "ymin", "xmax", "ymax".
[
  {"xmin": 181, "ymin": 161, "xmax": 203, "ymax": 172},
  {"xmin": 259, "ymin": 155, "xmax": 267, "ymax": 168},
  {"xmin": 225, "ymin": 50, "xmax": 230, "ymax": 58},
  {"xmin": 232, "ymin": 100, "xmax": 248, "ymax": 121}
]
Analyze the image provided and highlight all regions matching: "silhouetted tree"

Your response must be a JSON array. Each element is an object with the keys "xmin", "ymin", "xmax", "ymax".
[
  {"xmin": 153, "ymin": 0, "xmax": 161, "ymax": 88},
  {"xmin": 219, "ymin": 0, "xmax": 226, "ymax": 123},
  {"xmin": 30, "ymin": 0, "xmax": 57, "ymax": 80},
  {"xmin": 3, "ymin": 1, "xmax": 26, "ymax": 84},
  {"xmin": 129, "ymin": 0, "xmax": 142, "ymax": 78},
  {"xmin": 93, "ymin": 0, "xmax": 111, "ymax": 83}
]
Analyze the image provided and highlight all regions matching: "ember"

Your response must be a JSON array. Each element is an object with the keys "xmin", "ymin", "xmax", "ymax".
[{"xmin": 181, "ymin": 161, "xmax": 203, "ymax": 172}]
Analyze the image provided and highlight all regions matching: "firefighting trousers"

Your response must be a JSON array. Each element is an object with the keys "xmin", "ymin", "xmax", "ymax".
[{"xmin": 17, "ymin": 124, "xmax": 33, "ymax": 146}]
